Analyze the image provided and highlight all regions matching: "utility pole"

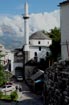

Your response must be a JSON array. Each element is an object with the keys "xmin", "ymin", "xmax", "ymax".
[{"xmin": 66, "ymin": 40, "xmax": 69, "ymax": 59}]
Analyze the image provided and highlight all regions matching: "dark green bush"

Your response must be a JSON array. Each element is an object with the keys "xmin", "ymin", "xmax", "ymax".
[
  {"xmin": 10, "ymin": 91, "xmax": 18, "ymax": 100},
  {"xmin": 0, "ymin": 91, "xmax": 3, "ymax": 99}
]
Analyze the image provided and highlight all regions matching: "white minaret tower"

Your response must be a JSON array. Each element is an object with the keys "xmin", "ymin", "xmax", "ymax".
[
  {"xmin": 23, "ymin": 2, "xmax": 29, "ymax": 51},
  {"xmin": 59, "ymin": 0, "xmax": 69, "ymax": 60}
]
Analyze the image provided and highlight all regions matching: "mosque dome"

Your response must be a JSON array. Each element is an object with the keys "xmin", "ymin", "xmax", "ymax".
[{"xmin": 29, "ymin": 31, "xmax": 51, "ymax": 40}]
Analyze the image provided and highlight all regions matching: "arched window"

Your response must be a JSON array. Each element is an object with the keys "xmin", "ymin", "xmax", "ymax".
[
  {"xmin": 38, "ymin": 41, "xmax": 40, "ymax": 44},
  {"xmin": 35, "ymin": 52, "xmax": 37, "ymax": 57},
  {"xmin": 39, "ymin": 47, "xmax": 41, "ymax": 51},
  {"xmin": 34, "ymin": 52, "xmax": 37, "ymax": 62}
]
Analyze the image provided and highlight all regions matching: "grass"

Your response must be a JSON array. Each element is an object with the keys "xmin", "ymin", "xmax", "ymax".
[
  {"xmin": 0, "ymin": 91, "xmax": 18, "ymax": 101},
  {"xmin": 2, "ymin": 95, "xmax": 11, "ymax": 100}
]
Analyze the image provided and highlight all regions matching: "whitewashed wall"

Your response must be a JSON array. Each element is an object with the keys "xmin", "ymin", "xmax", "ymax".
[
  {"xmin": 30, "ymin": 39, "xmax": 52, "ymax": 47},
  {"xmin": 29, "ymin": 46, "xmax": 50, "ymax": 61},
  {"xmin": 60, "ymin": 4, "xmax": 69, "ymax": 60},
  {"xmin": 0, "ymin": 44, "xmax": 14, "ymax": 73},
  {"xmin": 7, "ymin": 51, "xmax": 14, "ymax": 73},
  {"xmin": 29, "ymin": 39, "xmax": 52, "ymax": 61}
]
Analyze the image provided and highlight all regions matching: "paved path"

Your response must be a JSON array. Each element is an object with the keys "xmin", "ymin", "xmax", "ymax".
[{"xmin": 0, "ymin": 82, "xmax": 43, "ymax": 105}]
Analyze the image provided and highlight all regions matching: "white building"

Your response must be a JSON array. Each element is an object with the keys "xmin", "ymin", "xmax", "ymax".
[
  {"xmin": 0, "ymin": 44, "xmax": 14, "ymax": 73},
  {"xmin": 29, "ymin": 31, "xmax": 52, "ymax": 62},
  {"xmin": 14, "ymin": 49, "xmax": 23, "ymax": 76},
  {"xmin": 59, "ymin": 0, "xmax": 69, "ymax": 60},
  {"xmin": 6, "ymin": 50, "xmax": 14, "ymax": 74}
]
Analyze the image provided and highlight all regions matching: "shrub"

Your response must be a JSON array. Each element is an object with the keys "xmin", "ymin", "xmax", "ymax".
[
  {"xmin": 10, "ymin": 91, "xmax": 18, "ymax": 100},
  {"xmin": 0, "ymin": 91, "xmax": 3, "ymax": 99}
]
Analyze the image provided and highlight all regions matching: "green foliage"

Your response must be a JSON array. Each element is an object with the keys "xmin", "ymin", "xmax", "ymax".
[
  {"xmin": 47, "ymin": 27, "xmax": 61, "ymax": 61},
  {"xmin": 0, "ymin": 91, "xmax": 11, "ymax": 100},
  {"xmin": 2, "ymin": 95, "xmax": 11, "ymax": 100},
  {"xmin": 0, "ymin": 52, "xmax": 12, "ymax": 86},
  {"xmin": 0, "ymin": 91, "xmax": 18, "ymax": 101},
  {"xmin": 0, "ymin": 53, "xmax": 8, "ymax": 86},
  {"xmin": 0, "ymin": 91, "xmax": 3, "ymax": 98},
  {"xmin": 0, "ymin": 64, "xmax": 6, "ymax": 86},
  {"xmin": 4, "ymin": 71, "xmax": 12, "ymax": 81},
  {"xmin": 10, "ymin": 91, "xmax": 18, "ymax": 100},
  {"xmin": 48, "ymin": 27, "xmax": 61, "ymax": 42}
]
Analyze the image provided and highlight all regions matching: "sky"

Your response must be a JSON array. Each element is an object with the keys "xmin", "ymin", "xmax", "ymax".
[
  {"xmin": 0, "ymin": 0, "xmax": 64, "ymax": 48},
  {"xmin": 0, "ymin": 0, "xmax": 63, "ymax": 15}
]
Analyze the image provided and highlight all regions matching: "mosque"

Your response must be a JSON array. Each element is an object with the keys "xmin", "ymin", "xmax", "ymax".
[
  {"xmin": 14, "ymin": 0, "xmax": 69, "ymax": 79},
  {"xmin": 23, "ymin": 0, "xmax": 69, "ymax": 63},
  {"xmin": 14, "ymin": 0, "xmax": 69, "ymax": 82},
  {"xmin": 22, "ymin": 0, "xmax": 69, "ymax": 81},
  {"xmin": 23, "ymin": 2, "xmax": 52, "ymax": 63},
  {"xmin": 14, "ymin": 2, "xmax": 52, "ymax": 80}
]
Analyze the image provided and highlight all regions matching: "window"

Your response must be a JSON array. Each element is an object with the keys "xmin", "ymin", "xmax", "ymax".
[
  {"xmin": 48, "ymin": 41, "xmax": 49, "ymax": 44},
  {"xmin": 39, "ymin": 47, "xmax": 41, "ymax": 51},
  {"xmin": 35, "ymin": 52, "xmax": 37, "ymax": 56},
  {"xmin": 34, "ymin": 52, "xmax": 37, "ymax": 62},
  {"xmin": 38, "ymin": 41, "xmax": 40, "ymax": 44},
  {"xmin": 7, "ymin": 86, "xmax": 11, "ymax": 88}
]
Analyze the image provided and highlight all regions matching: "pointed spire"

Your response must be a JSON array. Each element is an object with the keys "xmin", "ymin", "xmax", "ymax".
[{"xmin": 24, "ymin": 1, "xmax": 29, "ymax": 16}]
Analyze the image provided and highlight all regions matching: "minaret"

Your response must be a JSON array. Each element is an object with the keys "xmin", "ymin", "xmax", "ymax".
[
  {"xmin": 23, "ymin": 2, "xmax": 29, "ymax": 62},
  {"xmin": 23, "ymin": 2, "xmax": 29, "ymax": 51}
]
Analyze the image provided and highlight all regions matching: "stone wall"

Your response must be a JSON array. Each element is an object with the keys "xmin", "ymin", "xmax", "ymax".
[{"xmin": 44, "ymin": 60, "xmax": 69, "ymax": 105}]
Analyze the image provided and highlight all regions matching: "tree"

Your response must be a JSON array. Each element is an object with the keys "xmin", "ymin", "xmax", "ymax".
[
  {"xmin": 48, "ymin": 27, "xmax": 61, "ymax": 61},
  {"xmin": 0, "ymin": 54, "xmax": 7, "ymax": 86}
]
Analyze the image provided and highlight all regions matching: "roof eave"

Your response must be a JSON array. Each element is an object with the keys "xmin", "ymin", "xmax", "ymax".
[{"xmin": 59, "ymin": 1, "xmax": 69, "ymax": 6}]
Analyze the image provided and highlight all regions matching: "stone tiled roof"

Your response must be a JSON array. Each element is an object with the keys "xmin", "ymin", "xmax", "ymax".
[
  {"xmin": 59, "ymin": 0, "xmax": 69, "ymax": 6},
  {"xmin": 30, "ymin": 69, "xmax": 44, "ymax": 80},
  {"xmin": 29, "ymin": 31, "xmax": 51, "ymax": 40}
]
